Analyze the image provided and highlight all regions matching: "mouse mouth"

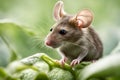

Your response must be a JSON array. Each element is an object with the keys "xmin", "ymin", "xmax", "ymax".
[{"xmin": 50, "ymin": 44, "xmax": 60, "ymax": 48}]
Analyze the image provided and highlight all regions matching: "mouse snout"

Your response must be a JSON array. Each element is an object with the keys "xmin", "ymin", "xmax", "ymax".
[
  {"xmin": 45, "ymin": 34, "xmax": 61, "ymax": 48},
  {"xmin": 45, "ymin": 40, "xmax": 55, "ymax": 46},
  {"xmin": 45, "ymin": 40, "xmax": 51, "ymax": 46}
]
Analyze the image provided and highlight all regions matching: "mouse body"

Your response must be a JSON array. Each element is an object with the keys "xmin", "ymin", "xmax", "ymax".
[{"xmin": 45, "ymin": 1, "xmax": 103, "ymax": 66}]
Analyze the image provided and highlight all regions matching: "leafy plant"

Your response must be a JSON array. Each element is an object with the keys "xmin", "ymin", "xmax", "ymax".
[{"xmin": 1, "ymin": 44, "xmax": 120, "ymax": 80}]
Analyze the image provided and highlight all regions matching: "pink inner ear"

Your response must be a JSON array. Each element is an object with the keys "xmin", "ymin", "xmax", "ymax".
[
  {"xmin": 72, "ymin": 9, "xmax": 93, "ymax": 28},
  {"xmin": 76, "ymin": 19, "xmax": 83, "ymax": 27},
  {"xmin": 53, "ymin": 1, "xmax": 65, "ymax": 21},
  {"xmin": 75, "ymin": 16, "xmax": 84, "ymax": 29},
  {"xmin": 53, "ymin": 2, "xmax": 61, "ymax": 21}
]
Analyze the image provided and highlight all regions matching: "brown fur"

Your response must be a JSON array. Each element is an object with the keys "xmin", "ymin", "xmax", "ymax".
[{"xmin": 45, "ymin": 1, "xmax": 103, "ymax": 66}]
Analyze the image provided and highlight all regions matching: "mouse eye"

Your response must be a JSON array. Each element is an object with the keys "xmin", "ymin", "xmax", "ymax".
[
  {"xmin": 50, "ymin": 28, "xmax": 53, "ymax": 31},
  {"xmin": 59, "ymin": 29, "xmax": 67, "ymax": 35}
]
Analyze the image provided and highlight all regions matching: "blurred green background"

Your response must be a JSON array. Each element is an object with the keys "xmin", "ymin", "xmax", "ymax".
[{"xmin": 0, "ymin": 0, "xmax": 120, "ymax": 67}]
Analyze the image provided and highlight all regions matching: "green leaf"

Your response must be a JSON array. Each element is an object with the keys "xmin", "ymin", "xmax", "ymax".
[
  {"xmin": 6, "ymin": 54, "xmax": 50, "ymax": 80},
  {"xmin": 110, "ymin": 42, "xmax": 120, "ymax": 54},
  {"xmin": 35, "ymin": 72, "xmax": 49, "ymax": 80},
  {"xmin": 0, "ymin": 23, "xmax": 41, "ymax": 57},
  {"xmin": 20, "ymin": 53, "xmax": 49, "ymax": 73},
  {"xmin": 48, "ymin": 68, "xmax": 74, "ymax": 80},
  {"xmin": 17, "ymin": 69, "xmax": 38, "ymax": 80},
  {"xmin": 0, "ymin": 67, "xmax": 18, "ymax": 80},
  {"xmin": 0, "ymin": 67, "xmax": 7, "ymax": 77},
  {"xmin": 9, "ymin": 49, "xmax": 21, "ymax": 62},
  {"xmin": 16, "ymin": 69, "xmax": 49, "ymax": 80},
  {"xmin": 20, "ymin": 53, "xmax": 44, "ymax": 65}
]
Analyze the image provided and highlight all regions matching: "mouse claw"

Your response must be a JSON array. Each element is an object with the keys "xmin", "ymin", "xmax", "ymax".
[
  {"xmin": 59, "ymin": 57, "xmax": 68, "ymax": 67},
  {"xmin": 70, "ymin": 59, "xmax": 81, "ymax": 66}
]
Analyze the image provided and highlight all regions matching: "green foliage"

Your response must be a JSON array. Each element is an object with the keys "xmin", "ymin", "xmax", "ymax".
[
  {"xmin": 48, "ymin": 68, "xmax": 73, "ymax": 80},
  {"xmin": 1, "ymin": 48, "xmax": 120, "ymax": 80}
]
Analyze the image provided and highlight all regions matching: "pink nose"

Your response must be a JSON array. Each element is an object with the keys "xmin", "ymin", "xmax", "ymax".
[{"xmin": 45, "ymin": 40, "xmax": 52, "ymax": 46}]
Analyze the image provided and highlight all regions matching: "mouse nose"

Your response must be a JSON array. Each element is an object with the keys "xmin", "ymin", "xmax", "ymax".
[{"xmin": 45, "ymin": 40, "xmax": 52, "ymax": 46}]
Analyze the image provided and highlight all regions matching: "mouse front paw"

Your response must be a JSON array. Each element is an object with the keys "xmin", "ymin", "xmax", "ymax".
[
  {"xmin": 70, "ymin": 59, "xmax": 81, "ymax": 66},
  {"xmin": 59, "ymin": 57, "xmax": 68, "ymax": 66}
]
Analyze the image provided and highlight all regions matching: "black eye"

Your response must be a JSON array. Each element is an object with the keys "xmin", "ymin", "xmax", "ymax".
[
  {"xmin": 50, "ymin": 28, "xmax": 53, "ymax": 31},
  {"xmin": 59, "ymin": 29, "xmax": 67, "ymax": 35}
]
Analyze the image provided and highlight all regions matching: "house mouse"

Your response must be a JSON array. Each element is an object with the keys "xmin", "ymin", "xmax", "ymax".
[{"xmin": 45, "ymin": 1, "xmax": 103, "ymax": 66}]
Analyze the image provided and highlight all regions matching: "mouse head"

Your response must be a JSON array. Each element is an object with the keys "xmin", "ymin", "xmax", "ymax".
[{"xmin": 45, "ymin": 1, "xmax": 93, "ymax": 48}]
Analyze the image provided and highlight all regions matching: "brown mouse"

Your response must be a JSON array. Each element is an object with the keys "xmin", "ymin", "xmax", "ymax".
[{"xmin": 45, "ymin": 1, "xmax": 103, "ymax": 66}]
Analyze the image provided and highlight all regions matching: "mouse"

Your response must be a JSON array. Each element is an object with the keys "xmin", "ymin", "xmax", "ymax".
[{"xmin": 45, "ymin": 1, "xmax": 103, "ymax": 66}]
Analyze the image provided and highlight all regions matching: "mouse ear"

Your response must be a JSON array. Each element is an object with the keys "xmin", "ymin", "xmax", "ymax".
[
  {"xmin": 53, "ymin": 1, "xmax": 66, "ymax": 21},
  {"xmin": 70, "ymin": 9, "xmax": 93, "ymax": 29}
]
